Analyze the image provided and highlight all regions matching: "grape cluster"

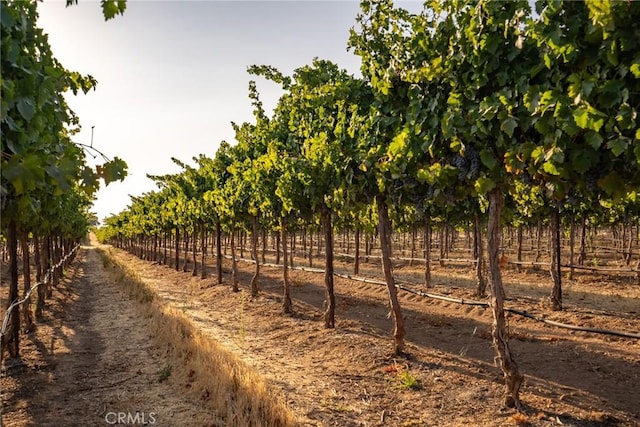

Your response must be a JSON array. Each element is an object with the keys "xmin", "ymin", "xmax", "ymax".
[
  {"xmin": 585, "ymin": 173, "xmax": 598, "ymax": 193},
  {"xmin": 452, "ymin": 146, "xmax": 481, "ymax": 181},
  {"xmin": 468, "ymin": 150, "xmax": 481, "ymax": 180},
  {"xmin": 453, "ymin": 154, "xmax": 469, "ymax": 181}
]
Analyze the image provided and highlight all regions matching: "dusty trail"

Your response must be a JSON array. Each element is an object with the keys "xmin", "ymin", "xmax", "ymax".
[{"xmin": 1, "ymin": 243, "xmax": 220, "ymax": 426}]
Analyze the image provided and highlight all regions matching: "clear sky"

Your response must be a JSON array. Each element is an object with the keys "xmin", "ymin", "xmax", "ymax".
[{"xmin": 37, "ymin": 0, "xmax": 418, "ymax": 223}]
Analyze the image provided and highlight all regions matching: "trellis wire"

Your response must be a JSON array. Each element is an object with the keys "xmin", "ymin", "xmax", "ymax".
[{"xmin": 0, "ymin": 243, "xmax": 81, "ymax": 360}]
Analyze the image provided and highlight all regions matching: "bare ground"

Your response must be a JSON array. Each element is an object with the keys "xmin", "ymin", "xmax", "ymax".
[
  {"xmin": 1, "ymin": 239, "xmax": 639, "ymax": 426},
  {"xmin": 0, "ymin": 244, "xmax": 222, "ymax": 426}
]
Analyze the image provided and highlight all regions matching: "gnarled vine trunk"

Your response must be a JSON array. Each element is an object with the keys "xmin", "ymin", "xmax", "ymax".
[
  {"xmin": 36, "ymin": 235, "xmax": 51, "ymax": 319},
  {"xmin": 20, "ymin": 230, "xmax": 34, "ymax": 333},
  {"xmin": 578, "ymin": 216, "xmax": 587, "ymax": 265},
  {"xmin": 281, "ymin": 217, "xmax": 292, "ymax": 314},
  {"xmin": 174, "ymin": 228, "xmax": 180, "ymax": 272},
  {"xmin": 4, "ymin": 220, "xmax": 20, "ymax": 358},
  {"xmin": 250, "ymin": 215, "xmax": 260, "ymax": 296},
  {"xmin": 200, "ymin": 222, "xmax": 207, "ymax": 279},
  {"xmin": 230, "ymin": 225, "xmax": 239, "ymax": 292},
  {"xmin": 487, "ymin": 188, "xmax": 523, "ymax": 409},
  {"xmin": 515, "ymin": 225, "xmax": 523, "ymax": 273},
  {"xmin": 321, "ymin": 206, "xmax": 335, "ymax": 328},
  {"xmin": 192, "ymin": 228, "xmax": 198, "ymax": 277},
  {"xmin": 474, "ymin": 214, "xmax": 486, "ymax": 297},
  {"xmin": 261, "ymin": 228, "xmax": 267, "ymax": 264},
  {"xmin": 549, "ymin": 206, "xmax": 562, "ymax": 311},
  {"xmin": 216, "ymin": 221, "xmax": 223, "ymax": 285},
  {"xmin": 308, "ymin": 231, "xmax": 313, "ymax": 268},
  {"xmin": 182, "ymin": 231, "xmax": 189, "ymax": 272},
  {"xmin": 424, "ymin": 216, "xmax": 432, "ymax": 288},
  {"xmin": 376, "ymin": 194, "xmax": 405, "ymax": 354},
  {"xmin": 354, "ymin": 228, "xmax": 360, "ymax": 275},
  {"xmin": 568, "ymin": 217, "xmax": 576, "ymax": 280}
]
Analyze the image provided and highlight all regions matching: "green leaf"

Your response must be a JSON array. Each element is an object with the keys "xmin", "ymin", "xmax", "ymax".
[
  {"xmin": 17, "ymin": 97, "xmax": 36, "ymax": 122},
  {"xmin": 474, "ymin": 177, "xmax": 495, "ymax": 195},
  {"xmin": 606, "ymin": 41, "xmax": 618, "ymax": 66},
  {"xmin": 479, "ymin": 149, "xmax": 498, "ymax": 170},
  {"xmin": 599, "ymin": 172, "xmax": 625, "ymax": 200},
  {"xmin": 570, "ymin": 149, "xmax": 597, "ymax": 174},
  {"xmin": 101, "ymin": 0, "xmax": 126, "ymax": 20},
  {"xmin": 0, "ymin": 3, "xmax": 15, "ymax": 29},
  {"xmin": 585, "ymin": 131, "xmax": 603, "ymax": 149},
  {"xmin": 573, "ymin": 105, "xmax": 604, "ymax": 132},
  {"xmin": 631, "ymin": 63, "xmax": 640, "ymax": 78},
  {"xmin": 598, "ymin": 80, "xmax": 623, "ymax": 108},
  {"xmin": 4, "ymin": 137, "xmax": 21, "ymax": 155},
  {"xmin": 573, "ymin": 107, "xmax": 589, "ymax": 129},
  {"xmin": 567, "ymin": 74, "xmax": 581, "ymax": 99},
  {"xmin": 447, "ymin": 92, "xmax": 461, "ymax": 107},
  {"xmin": 79, "ymin": 169, "xmax": 99, "ymax": 196},
  {"xmin": 524, "ymin": 90, "xmax": 540, "ymax": 112},
  {"xmin": 542, "ymin": 161, "xmax": 561, "ymax": 175},
  {"xmin": 3, "ymin": 160, "xmax": 25, "ymax": 194},
  {"xmin": 500, "ymin": 117, "xmax": 517, "ymax": 138},
  {"xmin": 607, "ymin": 137, "xmax": 629, "ymax": 157},
  {"xmin": 416, "ymin": 164, "xmax": 442, "ymax": 185},
  {"xmin": 531, "ymin": 146, "xmax": 545, "ymax": 163},
  {"xmin": 388, "ymin": 129, "xmax": 408, "ymax": 158},
  {"xmin": 581, "ymin": 79, "xmax": 595, "ymax": 97}
]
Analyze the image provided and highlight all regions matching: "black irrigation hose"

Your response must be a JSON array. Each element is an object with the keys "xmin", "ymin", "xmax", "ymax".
[
  {"xmin": 560, "ymin": 264, "xmax": 639, "ymax": 273},
  {"xmin": 393, "ymin": 281, "xmax": 640, "ymax": 339},
  {"xmin": 502, "ymin": 308, "xmax": 640, "ymax": 339},
  {"xmin": 150, "ymin": 251, "xmax": 640, "ymax": 339},
  {"xmin": 231, "ymin": 255, "xmax": 640, "ymax": 340},
  {"xmin": 394, "ymin": 282, "xmax": 490, "ymax": 308}
]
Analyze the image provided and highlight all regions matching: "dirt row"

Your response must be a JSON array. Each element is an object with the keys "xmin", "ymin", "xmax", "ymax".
[{"xmin": 0, "ymin": 244, "xmax": 222, "ymax": 426}]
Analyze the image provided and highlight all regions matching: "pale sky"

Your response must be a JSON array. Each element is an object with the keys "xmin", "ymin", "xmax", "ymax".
[{"xmin": 37, "ymin": 0, "xmax": 419, "ymax": 222}]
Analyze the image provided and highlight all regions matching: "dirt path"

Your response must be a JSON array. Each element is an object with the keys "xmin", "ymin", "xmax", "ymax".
[{"xmin": 1, "ymin": 244, "xmax": 221, "ymax": 426}]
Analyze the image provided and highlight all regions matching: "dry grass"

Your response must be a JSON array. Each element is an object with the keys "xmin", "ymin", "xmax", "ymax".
[
  {"xmin": 508, "ymin": 412, "xmax": 530, "ymax": 426},
  {"xmin": 97, "ymin": 247, "xmax": 296, "ymax": 427}
]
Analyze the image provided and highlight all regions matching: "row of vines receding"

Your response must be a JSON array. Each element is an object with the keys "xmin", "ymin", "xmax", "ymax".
[
  {"xmin": 95, "ymin": 0, "xmax": 640, "ymax": 412},
  {"xmin": 1, "ymin": 0, "xmax": 127, "ymax": 361}
]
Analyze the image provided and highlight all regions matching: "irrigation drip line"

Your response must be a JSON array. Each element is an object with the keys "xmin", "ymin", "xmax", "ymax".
[
  {"xmin": 394, "ymin": 282, "xmax": 640, "ymax": 339},
  {"xmin": 170, "ymin": 246, "xmax": 640, "ymax": 273},
  {"xmin": 502, "ymin": 308, "xmax": 640, "ymax": 339},
  {"xmin": 560, "ymin": 264, "xmax": 639, "ymax": 273},
  {"xmin": 395, "ymin": 283, "xmax": 490, "ymax": 308},
  {"xmin": 229, "ymin": 255, "xmax": 640, "ymax": 340}
]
